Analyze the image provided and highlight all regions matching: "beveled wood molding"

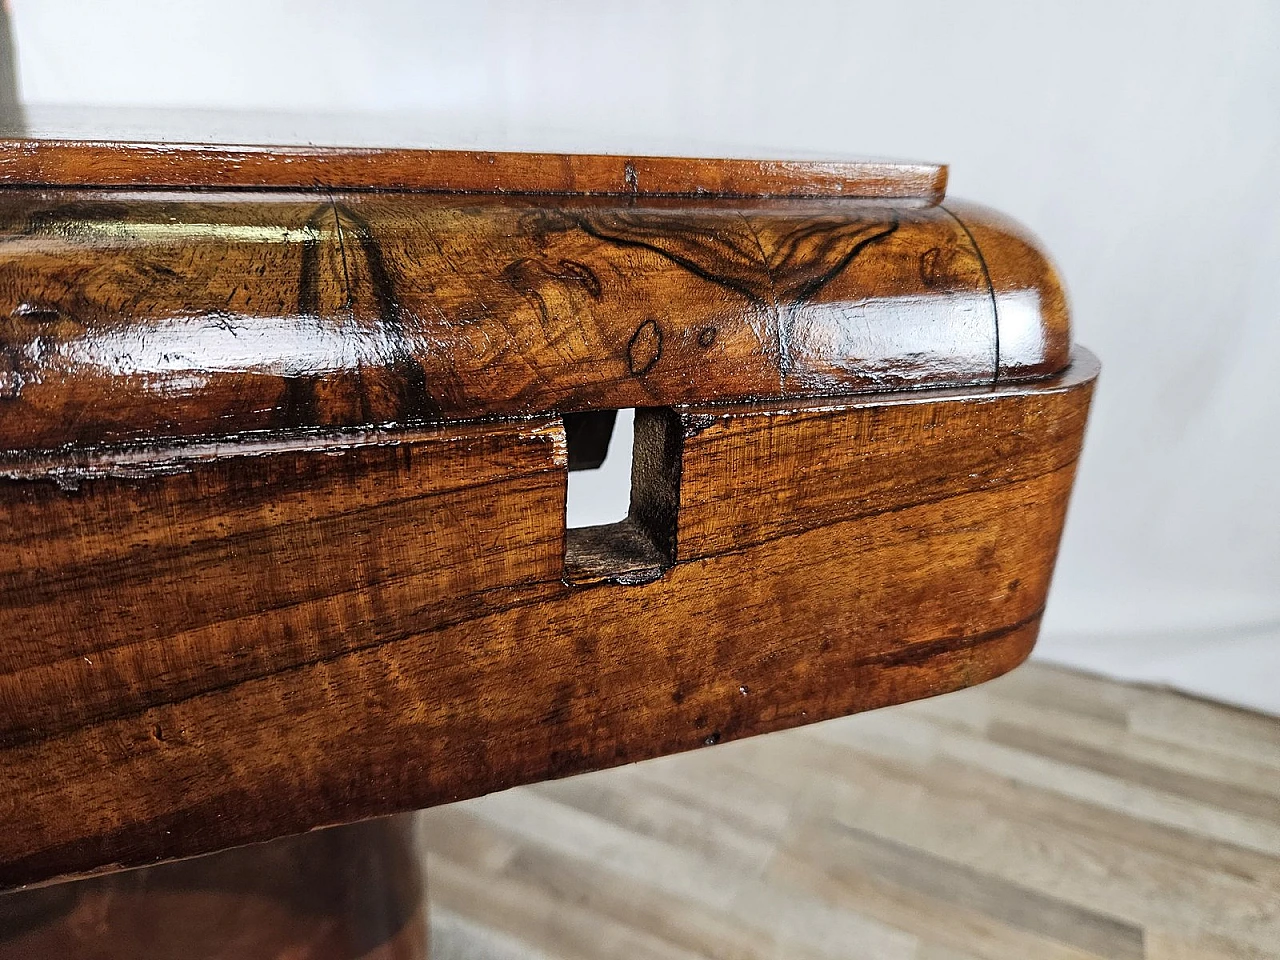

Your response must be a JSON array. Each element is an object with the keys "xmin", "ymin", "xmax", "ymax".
[{"xmin": 0, "ymin": 192, "xmax": 1066, "ymax": 453}]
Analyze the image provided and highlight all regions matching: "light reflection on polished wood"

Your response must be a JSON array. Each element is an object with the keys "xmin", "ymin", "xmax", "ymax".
[
  {"xmin": 420, "ymin": 663, "xmax": 1280, "ymax": 960},
  {"xmin": 0, "ymin": 191, "xmax": 1067, "ymax": 452}
]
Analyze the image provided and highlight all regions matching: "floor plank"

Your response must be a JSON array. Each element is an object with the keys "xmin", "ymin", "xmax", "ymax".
[{"xmin": 418, "ymin": 663, "xmax": 1280, "ymax": 959}]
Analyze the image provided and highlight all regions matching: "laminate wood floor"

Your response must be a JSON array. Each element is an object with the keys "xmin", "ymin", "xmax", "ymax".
[{"xmin": 416, "ymin": 662, "xmax": 1280, "ymax": 960}]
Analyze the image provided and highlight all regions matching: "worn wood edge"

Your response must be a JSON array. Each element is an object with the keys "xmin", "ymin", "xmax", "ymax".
[
  {"xmin": 0, "ymin": 142, "xmax": 947, "ymax": 200},
  {"xmin": 0, "ymin": 417, "xmax": 567, "ymax": 482},
  {"xmin": 0, "ymin": 349, "xmax": 1095, "ymax": 479},
  {"xmin": 677, "ymin": 345, "xmax": 1098, "ymax": 420}
]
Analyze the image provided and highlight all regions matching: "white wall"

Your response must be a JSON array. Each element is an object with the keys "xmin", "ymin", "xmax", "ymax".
[{"xmin": 13, "ymin": 0, "xmax": 1280, "ymax": 712}]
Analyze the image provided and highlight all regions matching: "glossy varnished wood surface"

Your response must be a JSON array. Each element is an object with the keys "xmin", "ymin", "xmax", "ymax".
[
  {"xmin": 421, "ymin": 662, "xmax": 1280, "ymax": 960},
  {"xmin": 0, "ymin": 135, "xmax": 1092, "ymax": 903},
  {"xmin": 0, "ymin": 107, "xmax": 945, "ymax": 198},
  {"xmin": 0, "ymin": 191, "xmax": 1067, "ymax": 452},
  {"xmin": 0, "ymin": 144, "xmax": 946, "ymax": 200},
  {"xmin": 0, "ymin": 353, "xmax": 1095, "ymax": 890}
]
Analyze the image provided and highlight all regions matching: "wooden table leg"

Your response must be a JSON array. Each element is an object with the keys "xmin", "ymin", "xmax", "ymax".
[{"xmin": 0, "ymin": 816, "xmax": 426, "ymax": 959}]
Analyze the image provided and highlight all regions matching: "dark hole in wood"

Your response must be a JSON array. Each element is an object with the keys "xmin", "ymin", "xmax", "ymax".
[{"xmin": 563, "ymin": 408, "xmax": 682, "ymax": 587}]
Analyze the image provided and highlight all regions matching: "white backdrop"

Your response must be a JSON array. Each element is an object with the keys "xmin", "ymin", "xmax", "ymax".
[{"xmin": 13, "ymin": 1, "xmax": 1279, "ymax": 712}]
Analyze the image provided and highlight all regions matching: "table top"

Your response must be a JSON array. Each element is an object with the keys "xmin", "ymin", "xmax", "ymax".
[{"xmin": 0, "ymin": 106, "xmax": 947, "ymax": 199}]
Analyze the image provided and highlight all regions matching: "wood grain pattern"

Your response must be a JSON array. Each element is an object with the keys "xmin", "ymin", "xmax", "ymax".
[
  {"xmin": 0, "ymin": 137, "xmax": 1092, "ymax": 920},
  {"xmin": 0, "ymin": 420, "xmax": 567, "ymax": 744},
  {"xmin": 421, "ymin": 663, "xmax": 1280, "ymax": 960},
  {"xmin": 0, "ymin": 192, "xmax": 1066, "ymax": 451},
  {"xmin": 0, "ymin": 109, "xmax": 945, "ymax": 198},
  {"xmin": 947, "ymin": 200, "xmax": 1072, "ymax": 379},
  {"xmin": 0, "ymin": 352, "xmax": 1095, "ymax": 891},
  {"xmin": 0, "ymin": 143, "xmax": 946, "ymax": 200},
  {"xmin": 0, "ymin": 816, "xmax": 426, "ymax": 959}
]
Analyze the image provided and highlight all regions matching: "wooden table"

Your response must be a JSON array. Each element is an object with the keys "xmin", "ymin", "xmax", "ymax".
[{"xmin": 0, "ymin": 114, "xmax": 1095, "ymax": 957}]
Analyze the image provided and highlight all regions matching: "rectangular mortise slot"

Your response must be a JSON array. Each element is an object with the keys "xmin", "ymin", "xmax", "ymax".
[{"xmin": 563, "ymin": 408, "xmax": 682, "ymax": 586}]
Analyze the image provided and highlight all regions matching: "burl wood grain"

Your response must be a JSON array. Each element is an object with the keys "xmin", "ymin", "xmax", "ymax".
[
  {"xmin": 0, "ymin": 352, "xmax": 1096, "ymax": 891},
  {"xmin": 0, "ymin": 192, "xmax": 1067, "ymax": 452},
  {"xmin": 0, "ymin": 817, "xmax": 426, "ymax": 960}
]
